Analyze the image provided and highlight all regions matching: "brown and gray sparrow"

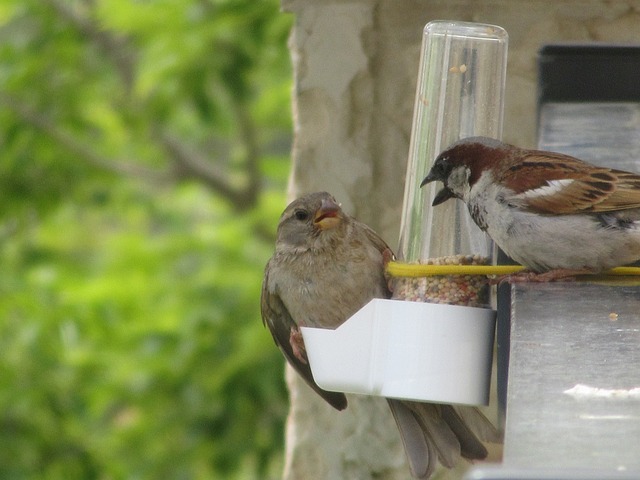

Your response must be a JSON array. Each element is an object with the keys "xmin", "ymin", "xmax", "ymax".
[
  {"xmin": 261, "ymin": 191, "xmax": 499, "ymax": 478},
  {"xmin": 422, "ymin": 136, "xmax": 640, "ymax": 281}
]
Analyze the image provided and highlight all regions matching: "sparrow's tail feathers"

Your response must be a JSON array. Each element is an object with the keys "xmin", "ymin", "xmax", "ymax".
[
  {"xmin": 408, "ymin": 401, "xmax": 461, "ymax": 469},
  {"xmin": 387, "ymin": 400, "xmax": 501, "ymax": 479},
  {"xmin": 386, "ymin": 399, "xmax": 436, "ymax": 479},
  {"xmin": 453, "ymin": 405, "xmax": 503, "ymax": 444},
  {"xmin": 440, "ymin": 405, "xmax": 488, "ymax": 460}
]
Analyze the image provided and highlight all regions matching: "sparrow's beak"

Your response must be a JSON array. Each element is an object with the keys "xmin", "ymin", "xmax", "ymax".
[
  {"xmin": 420, "ymin": 170, "xmax": 437, "ymax": 188},
  {"xmin": 314, "ymin": 197, "xmax": 342, "ymax": 230},
  {"xmin": 421, "ymin": 169, "xmax": 455, "ymax": 206},
  {"xmin": 431, "ymin": 187, "xmax": 455, "ymax": 206}
]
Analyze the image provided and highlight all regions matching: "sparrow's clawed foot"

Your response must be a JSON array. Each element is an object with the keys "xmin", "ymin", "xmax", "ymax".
[{"xmin": 289, "ymin": 327, "xmax": 307, "ymax": 364}]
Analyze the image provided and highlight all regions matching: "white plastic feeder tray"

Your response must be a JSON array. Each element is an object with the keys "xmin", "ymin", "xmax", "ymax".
[{"xmin": 300, "ymin": 298, "xmax": 496, "ymax": 406}]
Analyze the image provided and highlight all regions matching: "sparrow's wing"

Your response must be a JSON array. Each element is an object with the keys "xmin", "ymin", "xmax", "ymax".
[
  {"xmin": 358, "ymin": 220, "xmax": 393, "ymax": 255},
  {"xmin": 261, "ymin": 263, "xmax": 348, "ymax": 411},
  {"xmin": 356, "ymin": 220, "xmax": 395, "ymax": 297},
  {"xmin": 503, "ymin": 152, "xmax": 640, "ymax": 214}
]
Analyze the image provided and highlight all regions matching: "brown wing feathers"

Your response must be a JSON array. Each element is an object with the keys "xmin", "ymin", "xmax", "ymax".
[{"xmin": 503, "ymin": 152, "xmax": 640, "ymax": 215}]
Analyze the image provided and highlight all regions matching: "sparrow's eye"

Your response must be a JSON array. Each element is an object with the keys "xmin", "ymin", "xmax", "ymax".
[
  {"xmin": 434, "ymin": 158, "xmax": 448, "ymax": 176},
  {"xmin": 294, "ymin": 210, "xmax": 309, "ymax": 221}
]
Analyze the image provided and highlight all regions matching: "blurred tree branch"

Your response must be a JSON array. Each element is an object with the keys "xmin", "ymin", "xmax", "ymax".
[
  {"xmin": 0, "ymin": 92, "xmax": 168, "ymax": 181},
  {"xmin": 6, "ymin": 0, "xmax": 279, "ymax": 213},
  {"xmin": 1, "ymin": 89, "xmax": 263, "ymax": 212},
  {"xmin": 158, "ymin": 128, "xmax": 258, "ymax": 209},
  {"xmin": 45, "ymin": 0, "xmax": 136, "ymax": 92}
]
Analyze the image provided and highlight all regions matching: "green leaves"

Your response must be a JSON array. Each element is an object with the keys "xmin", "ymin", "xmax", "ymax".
[
  {"xmin": 0, "ymin": 0, "xmax": 293, "ymax": 212},
  {"xmin": 0, "ymin": 182, "xmax": 288, "ymax": 479},
  {"xmin": 0, "ymin": 0, "xmax": 292, "ymax": 478}
]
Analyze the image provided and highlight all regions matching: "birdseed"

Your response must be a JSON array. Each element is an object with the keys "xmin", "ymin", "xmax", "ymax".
[{"xmin": 391, "ymin": 254, "xmax": 490, "ymax": 308}]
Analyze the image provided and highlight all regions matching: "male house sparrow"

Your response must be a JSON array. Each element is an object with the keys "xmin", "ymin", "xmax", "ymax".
[
  {"xmin": 261, "ymin": 191, "xmax": 498, "ymax": 478},
  {"xmin": 421, "ymin": 136, "xmax": 640, "ymax": 281}
]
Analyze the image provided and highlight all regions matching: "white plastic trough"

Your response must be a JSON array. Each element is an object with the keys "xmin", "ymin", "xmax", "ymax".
[{"xmin": 300, "ymin": 298, "xmax": 496, "ymax": 406}]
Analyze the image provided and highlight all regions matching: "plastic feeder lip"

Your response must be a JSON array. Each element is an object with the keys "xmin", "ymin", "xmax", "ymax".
[{"xmin": 300, "ymin": 298, "xmax": 496, "ymax": 406}]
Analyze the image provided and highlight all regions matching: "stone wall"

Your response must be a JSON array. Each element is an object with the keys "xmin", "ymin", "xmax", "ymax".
[{"xmin": 280, "ymin": 1, "xmax": 640, "ymax": 478}]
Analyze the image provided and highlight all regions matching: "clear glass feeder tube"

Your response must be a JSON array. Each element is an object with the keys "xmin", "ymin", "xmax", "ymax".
[{"xmin": 394, "ymin": 21, "xmax": 508, "ymax": 308}]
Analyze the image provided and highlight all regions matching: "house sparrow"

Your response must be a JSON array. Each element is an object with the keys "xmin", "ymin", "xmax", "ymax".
[
  {"xmin": 421, "ymin": 136, "xmax": 640, "ymax": 281},
  {"xmin": 261, "ymin": 191, "xmax": 499, "ymax": 478}
]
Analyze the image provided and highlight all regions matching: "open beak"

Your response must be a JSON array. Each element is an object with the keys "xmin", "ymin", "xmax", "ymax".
[
  {"xmin": 431, "ymin": 187, "xmax": 455, "ymax": 206},
  {"xmin": 421, "ymin": 170, "xmax": 454, "ymax": 206},
  {"xmin": 314, "ymin": 197, "xmax": 342, "ymax": 230}
]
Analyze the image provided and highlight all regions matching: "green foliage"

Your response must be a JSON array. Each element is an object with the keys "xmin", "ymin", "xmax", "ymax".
[
  {"xmin": 0, "ymin": 0, "xmax": 293, "ymax": 478},
  {"xmin": 0, "ymin": 0, "xmax": 292, "ymax": 212},
  {"xmin": 0, "ymin": 184, "xmax": 289, "ymax": 479}
]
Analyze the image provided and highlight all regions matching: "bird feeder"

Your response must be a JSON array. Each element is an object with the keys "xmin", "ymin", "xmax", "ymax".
[
  {"xmin": 395, "ymin": 20, "xmax": 509, "ymax": 302},
  {"xmin": 302, "ymin": 21, "xmax": 508, "ymax": 406}
]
